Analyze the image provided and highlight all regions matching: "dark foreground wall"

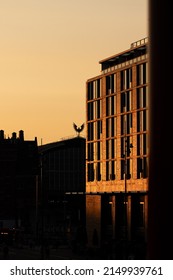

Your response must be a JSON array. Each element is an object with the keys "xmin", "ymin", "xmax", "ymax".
[{"xmin": 147, "ymin": 1, "xmax": 172, "ymax": 259}]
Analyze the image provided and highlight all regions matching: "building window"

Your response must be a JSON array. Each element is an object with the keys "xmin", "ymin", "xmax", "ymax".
[
  {"xmin": 106, "ymin": 139, "xmax": 116, "ymax": 159},
  {"xmin": 143, "ymin": 133, "xmax": 147, "ymax": 155},
  {"xmin": 137, "ymin": 86, "xmax": 148, "ymax": 109},
  {"xmin": 137, "ymin": 133, "xmax": 147, "ymax": 158},
  {"xmin": 87, "ymin": 163, "xmax": 94, "ymax": 182},
  {"xmin": 137, "ymin": 110, "xmax": 147, "ymax": 133},
  {"xmin": 106, "ymin": 95, "xmax": 115, "ymax": 116},
  {"xmin": 96, "ymin": 120, "xmax": 102, "ymax": 140},
  {"xmin": 87, "ymin": 122, "xmax": 94, "ymax": 141},
  {"xmin": 106, "ymin": 117, "xmax": 117, "ymax": 138},
  {"xmin": 96, "ymin": 141, "xmax": 101, "ymax": 161},
  {"xmin": 120, "ymin": 68, "xmax": 132, "ymax": 90},
  {"xmin": 96, "ymin": 100, "xmax": 101, "ymax": 119},
  {"xmin": 87, "ymin": 102, "xmax": 93, "ymax": 121},
  {"xmin": 137, "ymin": 63, "xmax": 147, "ymax": 86},
  {"xmin": 87, "ymin": 100, "xmax": 101, "ymax": 120},
  {"xmin": 106, "ymin": 74, "xmax": 115, "ymax": 95},
  {"xmin": 96, "ymin": 162, "xmax": 101, "ymax": 181},
  {"xmin": 137, "ymin": 156, "xmax": 148, "ymax": 178},
  {"xmin": 87, "ymin": 142, "xmax": 94, "ymax": 161},
  {"xmin": 120, "ymin": 91, "xmax": 132, "ymax": 114},
  {"xmin": 106, "ymin": 160, "xmax": 116, "ymax": 181},
  {"xmin": 87, "ymin": 82, "xmax": 93, "ymax": 100}
]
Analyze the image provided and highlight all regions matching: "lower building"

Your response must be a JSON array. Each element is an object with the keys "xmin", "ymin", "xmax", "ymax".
[{"xmin": 38, "ymin": 136, "xmax": 86, "ymax": 247}]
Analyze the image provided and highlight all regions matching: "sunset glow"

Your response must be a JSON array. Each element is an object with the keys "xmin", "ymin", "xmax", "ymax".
[{"xmin": 0, "ymin": 0, "xmax": 148, "ymax": 144}]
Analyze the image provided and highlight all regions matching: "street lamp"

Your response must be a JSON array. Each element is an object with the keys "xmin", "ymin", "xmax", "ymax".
[{"xmin": 123, "ymin": 131, "xmax": 133, "ymax": 259}]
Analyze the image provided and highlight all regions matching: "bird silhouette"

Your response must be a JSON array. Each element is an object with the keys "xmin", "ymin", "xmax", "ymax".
[{"xmin": 73, "ymin": 123, "xmax": 84, "ymax": 136}]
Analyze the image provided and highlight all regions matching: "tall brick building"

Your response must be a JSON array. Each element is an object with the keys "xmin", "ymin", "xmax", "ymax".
[{"xmin": 86, "ymin": 38, "xmax": 148, "ymax": 258}]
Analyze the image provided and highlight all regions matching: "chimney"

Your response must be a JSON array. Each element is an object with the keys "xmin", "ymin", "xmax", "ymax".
[
  {"xmin": 0, "ymin": 130, "xmax": 4, "ymax": 140},
  {"xmin": 12, "ymin": 132, "xmax": 17, "ymax": 139},
  {"xmin": 19, "ymin": 130, "xmax": 24, "ymax": 141}
]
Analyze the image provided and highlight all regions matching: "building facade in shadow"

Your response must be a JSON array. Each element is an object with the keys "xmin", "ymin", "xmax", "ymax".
[
  {"xmin": 0, "ymin": 130, "xmax": 39, "ymax": 244},
  {"xmin": 38, "ymin": 136, "xmax": 86, "ymax": 248}
]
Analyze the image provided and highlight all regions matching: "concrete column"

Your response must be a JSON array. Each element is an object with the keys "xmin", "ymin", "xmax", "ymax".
[
  {"xmin": 127, "ymin": 195, "xmax": 132, "ymax": 241},
  {"xmin": 147, "ymin": 1, "xmax": 172, "ymax": 259},
  {"xmin": 86, "ymin": 195, "xmax": 101, "ymax": 247},
  {"xmin": 144, "ymin": 195, "xmax": 148, "ymax": 244},
  {"xmin": 111, "ymin": 195, "xmax": 116, "ymax": 239}
]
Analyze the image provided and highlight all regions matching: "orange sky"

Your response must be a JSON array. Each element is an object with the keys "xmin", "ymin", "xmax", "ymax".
[{"xmin": 0, "ymin": 0, "xmax": 148, "ymax": 145}]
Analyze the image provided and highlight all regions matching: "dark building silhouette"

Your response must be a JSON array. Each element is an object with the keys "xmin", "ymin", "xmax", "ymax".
[
  {"xmin": 147, "ymin": 1, "xmax": 173, "ymax": 260},
  {"xmin": 86, "ymin": 38, "xmax": 148, "ymax": 259},
  {"xmin": 38, "ymin": 136, "xmax": 86, "ymax": 246},
  {"xmin": 0, "ymin": 130, "xmax": 39, "ymax": 243}
]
